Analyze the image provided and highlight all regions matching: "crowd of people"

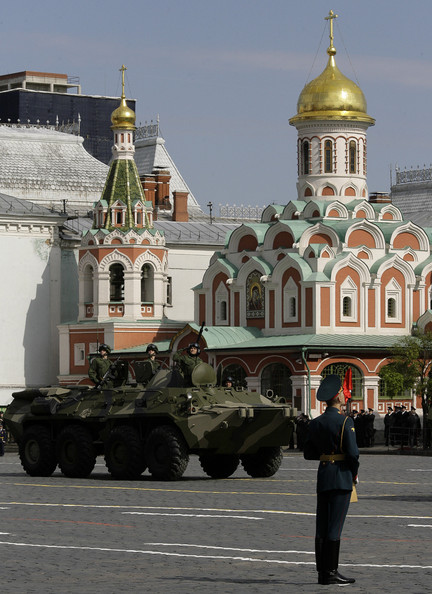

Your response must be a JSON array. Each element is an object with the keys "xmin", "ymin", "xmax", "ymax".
[
  {"xmin": 384, "ymin": 405, "xmax": 421, "ymax": 447},
  {"xmin": 347, "ymin": 409, "xmax": 376, "ymax": 448}
]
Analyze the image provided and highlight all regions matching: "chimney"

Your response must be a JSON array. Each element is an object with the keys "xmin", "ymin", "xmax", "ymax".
[
  {"xmin": 141, "ymin": 175, "xmax": 157, "ymax": 205},
  {"xmin": 368, "ymin": 192, "xmax": 391, "ymax": 204},
  {"xmin": 172, "ymin": 190, "xmax": 189, "ymax": 222},
  {"xmin": 154, "ymin": 168, "xmax": 171, "ymax": 210}
]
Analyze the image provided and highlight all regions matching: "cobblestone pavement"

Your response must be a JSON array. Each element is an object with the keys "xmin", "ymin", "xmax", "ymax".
[{"xmin": 0, "ymin": 451, "xmax": 430, "ymax": 593}]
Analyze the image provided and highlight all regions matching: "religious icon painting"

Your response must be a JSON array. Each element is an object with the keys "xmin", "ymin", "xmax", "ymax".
[{"xmin": 246, "ymin": 270, "xmax": 265, "ymax": 319}]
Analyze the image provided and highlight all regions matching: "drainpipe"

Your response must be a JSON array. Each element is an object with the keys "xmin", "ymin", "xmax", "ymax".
[{"xmin": 301, "ymin": 347, "xmax": 312, "ymax": 418}]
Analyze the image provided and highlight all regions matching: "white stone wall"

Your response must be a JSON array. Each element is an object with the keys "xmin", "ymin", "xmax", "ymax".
[
  {"xmin": 0, "ymin": 230, "xmax": 61, "ymax": 405},
  {"xmin": 165, "ymin": 247, "xmax": 214, "ymax": 321}
]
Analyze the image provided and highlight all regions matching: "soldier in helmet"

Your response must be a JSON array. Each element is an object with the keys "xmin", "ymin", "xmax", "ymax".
[
  {"xmin": 146, "ymin": 344, "xmax": 161, "ymax": 376},
  {"xmin": 223, "ymin": 376, "xmax": 234, "ymax": 389},
  {"xmin": 304, "ymin": 374, "xmax": 359, "ymax": 586},
  {"xmin": 173, "ymin": 342, "xmax": 202, "ymax": 385},
  {"xmin": 89, "ymin": 344, "xmax": 115, "ymax": 388}
]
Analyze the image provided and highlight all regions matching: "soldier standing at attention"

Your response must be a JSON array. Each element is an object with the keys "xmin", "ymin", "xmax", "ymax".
[
  {"xmin": 304, "ymin": 374, "xmax": 359, "ymax": 586},
  {"xmin": 173, "ymin": 343, "xmax": 202, "ymax": 384},
  {"xmin": 88, "ymin": 344, "xmax": 114, "ymax": 388}
]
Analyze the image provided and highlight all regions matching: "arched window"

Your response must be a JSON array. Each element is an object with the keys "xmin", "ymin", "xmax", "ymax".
[
  {"xmin": 324, "ymin": 140, "xmax": 333, "ymax": 173},
  {"xmin": 387, "ymin": 297, "xmax": 396, "ymax": 318},
  {"xmin": 385, "ymin": 279, "xmax": 401, "ymax": 323},
  {"xmin": 322, "ymin": 363, "xmax": 363, "ymax": 401},
  {"xmin": 83, "ymin": 265, "xmax": 94, "ymax": 303},
  {"xmin": 283, "ymin": 278, "xmax": 298, "ymax": 323},
  {"xmin": 222, "ymin": 364, "xmax": 248, "ymax": 389},
  {"xmin": 261, "ymin": 363, "xmax": 292, "ymax": 402},
  {"xmin": 220, "ymin": 300, "xmax": 227, "ymax": 321},
  {"xmin": 302, "ymin": 140, "xmax": 310, "ymax": 175},
  {"xmin": 349, "ymin": 140, "xmax": 357, "ymax": 174},
  {"xmin": 109, "ymin": 263, "xmax": 124, "ymax": 301},
  {"xmin": 141, "ymin": 264, "xmax": 154, "ymax": 303},
  {"xmin": 342, "ymin": 296, "xmax": 352, "ymax": 317}
]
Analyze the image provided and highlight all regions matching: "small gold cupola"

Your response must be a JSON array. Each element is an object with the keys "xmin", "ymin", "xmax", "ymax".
[
  {"xmin": 289, "ymin": 10, "xmax": 374, "ymax": 126},
  {"xmin": 111, "ymin": 65, "xmax": 136, "ymax": 130}
]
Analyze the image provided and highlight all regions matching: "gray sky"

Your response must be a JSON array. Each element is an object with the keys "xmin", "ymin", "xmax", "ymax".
[{"xmin": 2, "ymin": 1, "xmax": 431, "ymax": 214}]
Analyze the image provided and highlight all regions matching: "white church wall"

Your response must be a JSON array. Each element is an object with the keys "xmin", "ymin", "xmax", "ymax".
[
  {"xmin": 166, "ymin": 247, "xmax": 214, "ymax": 321},
  {"xmin": 0, "ymin": 232, "xmax": 62, "ymax": 405}
]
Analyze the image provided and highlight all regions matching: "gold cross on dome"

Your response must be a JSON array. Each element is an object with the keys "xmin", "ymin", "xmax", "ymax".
[
  {"xmin": 325, "ymin": 9, "xmax": 338, "ymax": 48},
  {"xmin": 119, "ymin": 64, "xmax": 127, "ymax": 97}
]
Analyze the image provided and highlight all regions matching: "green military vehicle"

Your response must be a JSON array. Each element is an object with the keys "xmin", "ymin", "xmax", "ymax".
[{"xmin": 4, "ymin": 361, "xmax": 296, "ymax": 481}]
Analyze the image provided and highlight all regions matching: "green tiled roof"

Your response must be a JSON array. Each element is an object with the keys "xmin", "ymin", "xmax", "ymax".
[
  {"xmin": 99, "ymin": 159, "xmax": 150, "ymax": 230},
  {"xmin": 199, "ymin": 328, "xmax": 400, "ymax": 351}
]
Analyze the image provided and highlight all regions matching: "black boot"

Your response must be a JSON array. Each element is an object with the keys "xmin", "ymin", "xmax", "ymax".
[
  {"xmin": 315, "ymin": 538, "xmax": 325, "ymax": 584},
  {"xmin": 321, "ymin": 540, "xmax": 355, "ymax": 585}
]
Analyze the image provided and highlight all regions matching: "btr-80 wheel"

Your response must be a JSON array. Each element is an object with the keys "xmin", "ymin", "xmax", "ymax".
[
  {"xmin": 145, "ymin": 425, "xmax": 189, "ymax": 481},
  {"xmin": 105, "ymin": 425, "xmax": 146, "ymax": 480},
  {"xmin": 19, "ymin": 424, "xmax": 57, "ymax": 477},
  {"xmin": 240, "ymin": 446, "xmax": 283, "ymax": 478},
  {"xmin": 199, "ymin": 454, "xmax": 240, "ymax": 479},
  {"xmin": 56, "ymin": 425, "xmax": 96, "ymax": 478}
]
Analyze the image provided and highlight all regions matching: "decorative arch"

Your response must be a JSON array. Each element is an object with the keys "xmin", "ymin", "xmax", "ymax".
[
  {"xmin": 391, "ymin": 223, "xmax": 429, "ymax": 252},
  {"xmin": 227, "ymin": 225, "xmax": 261, "ymax": 253},
  {"xmin": 327, "ymin": 253, "xmax": 371, "ymax": 286},
  {"xmin": 324, "ymin": 201, "xmax": 348, "ymax": 219},
  {"xmin": 300, "ymin": 223, "xmax": 340, "ymax": 252},
  {"xmin": 379, "ymin": 205, "xmax": 402, "ymax": 222},
  {"xmin": 344, "ymin": 187, "xmax": 356, "ymax": 197},
  {"xmin": 352, "ymin": 201, "xmax": 375, "ymax": 220},
  {"xmin": 238, "ymin": 234, "xmax": 258, "ymax": 251},
  {"xmin": 322, "ymin": 186, "xmax": 335, "ymax": 196},
  {"xmin": 346, "ymin": 221, "xmax": 385, "ymax": 250},
  {"xmin": 272, "ymin": 231, "xmax": 294, "ymax": 250},
  {"xmin": 78, "ymin": 251, "xmax": 99, "ymax": 274},
  {"xmin": 99, "ymin": 250, "xmax": 134, "ymax": 273},
  {"xmin": 134, "ymin": 250, "xmax": 163, "ymax": 272}
]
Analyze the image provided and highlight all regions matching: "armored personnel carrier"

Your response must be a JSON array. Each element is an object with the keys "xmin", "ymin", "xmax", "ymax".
[{"xmin": 4, "ymin": 361, "xmax": 296, "ymax": 481}]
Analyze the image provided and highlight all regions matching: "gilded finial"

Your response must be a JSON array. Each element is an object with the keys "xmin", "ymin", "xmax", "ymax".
[
  {"xmin": 110, "ymin": 64, "xmax": 136, "ymax": 130},
  {"xmin": 325, "ymin": 9, "xmax": 338, "ymax": 56},
  {"xmin": 119, "ymin": 64, "xmax": 127, "ymax": 98}
]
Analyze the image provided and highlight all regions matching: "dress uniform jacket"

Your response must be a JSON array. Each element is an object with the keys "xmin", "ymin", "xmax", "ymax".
[{"xmin": 304, "ymin": 407, "xmax": 359, "ymax": 492}]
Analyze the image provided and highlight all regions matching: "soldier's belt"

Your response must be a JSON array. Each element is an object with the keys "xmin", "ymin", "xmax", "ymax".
[{"xmin": 319, "ymin": 454, "xmax": 346, "ymax": 462}]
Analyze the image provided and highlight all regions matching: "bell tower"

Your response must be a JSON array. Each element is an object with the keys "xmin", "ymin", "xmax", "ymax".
[
  {"xmin": 78, "ymin": 65, "xmax": 168, "ymax": 323},
  {"xmin": 289, "ymin": 10, "xmax": 375, "ymax": 202}
]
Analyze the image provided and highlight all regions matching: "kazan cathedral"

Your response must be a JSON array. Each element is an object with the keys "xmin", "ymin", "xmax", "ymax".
[{"xmin": 176, "ymin": 13, "xmax": 432, "ymax": 419}]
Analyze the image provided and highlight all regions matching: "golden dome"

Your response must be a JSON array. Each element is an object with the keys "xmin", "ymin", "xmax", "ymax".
[
  {"xmin": 111, "ymin": 97, "xmax": 136, "ymax": 130},
  {"xmin": 111, "ymin": 65, "xmax": 136, "ymax": 130},
  {"xmin": 289, "ymin": 48, "xmax": 375, "ymax": 126}
]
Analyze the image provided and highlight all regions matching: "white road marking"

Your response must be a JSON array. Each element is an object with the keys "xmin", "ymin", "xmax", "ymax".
[
  {"xmin": 144, "ymin": 543, "xmax": 314, "ymax": 555},
  {"xmin": 122, "ymin": 512, "xmax": 263, "ymax": 520},
  {"xmin": 1, "ymin": 502, "xmax": 432, "ymax": 520},
  {"xmin": 0, "ymin": 541, "xmax": 429, "ymax": 570},
  {"xmin": 409, "ymin": 469, "xmax": 432, "ymax": 472},
  {"xmin": 407, "ymin": 524, "xmax": 432, "ymax": 528}
]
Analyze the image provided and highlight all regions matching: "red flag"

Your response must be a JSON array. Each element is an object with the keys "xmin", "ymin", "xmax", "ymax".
[{"xmin": 343, "ymin": 368, "xmax": 352, "ymax": 403}]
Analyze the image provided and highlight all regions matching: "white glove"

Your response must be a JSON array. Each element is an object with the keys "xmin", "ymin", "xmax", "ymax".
[{"xmin": 353, "ymin": 475, "xmax": 359, "ymax": 485}]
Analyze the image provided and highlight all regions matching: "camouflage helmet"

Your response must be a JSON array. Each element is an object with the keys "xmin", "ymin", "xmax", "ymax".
[
  {"xmin": 146, "ymin": 343, "xmax": 159, "ymax": 354},
  {"xmin": 99, "ymin": 344, "xmax": 111, "ymax": 354},
  {"xmin": 187, "ymin": 342, "xmax": 200, "ymax": 355}
]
